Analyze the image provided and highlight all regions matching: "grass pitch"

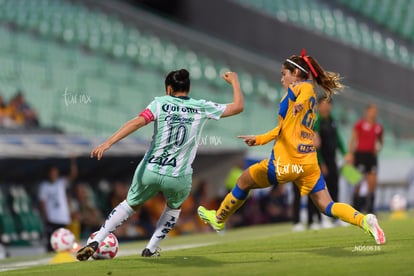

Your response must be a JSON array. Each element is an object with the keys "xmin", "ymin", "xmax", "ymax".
[{"xmin": 1, "ymin": 213, "xmax": 413, "ymax": 275}]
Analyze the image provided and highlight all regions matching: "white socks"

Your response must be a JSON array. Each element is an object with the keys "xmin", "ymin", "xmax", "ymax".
[
  {"xmin": 91, "ymin": 200, "xmax": 134, "ymax": 244},
  {"xmin": 90, "ymin": 201, "xmax": 180, "ymax": 253},
  {"xmin": 146, "ymin": 206, "xmax": 181, "ymax": 252}
]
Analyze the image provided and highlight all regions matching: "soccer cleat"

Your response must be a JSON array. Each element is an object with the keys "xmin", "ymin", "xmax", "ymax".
[
  {"xmin": 362, "ymin": 214, "xmax": 386, "ymax": 245},
  {"xmin": 197, "ymin": 206, "xmax": 225, "ymax": 231},
  {"xmin": 76, "ymin": 241, "xmax": 99, "ymax": 261},
  {"xmin": 309, "ymin": 223, "xmax": 321, "ymax": 231},
  {"xmin": 292, "ymin": 223, "xmax": 305, "ymax": 232},
  {"xmin": 141, "ymin": 248, "xmax": 161, "ymax": 257}
]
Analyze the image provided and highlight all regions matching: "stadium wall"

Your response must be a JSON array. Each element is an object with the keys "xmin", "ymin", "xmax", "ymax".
[{"xmin": 0, "ymin": 135, "xmax": 245, "ymax": 198}]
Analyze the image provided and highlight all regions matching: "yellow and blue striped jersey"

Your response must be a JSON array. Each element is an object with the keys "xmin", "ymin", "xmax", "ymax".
[{"xmin": 255, "ymin": 80, "xmax": 318, "ymax": 164}]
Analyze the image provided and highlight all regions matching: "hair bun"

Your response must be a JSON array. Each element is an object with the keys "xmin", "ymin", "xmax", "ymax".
[
  {"xmin": 165, "ymin": 68, "xmax": 191, "ymax": 93},
  {"xmin": 177, "ymin": 69, "xmax": 190, "ymax": 81}
]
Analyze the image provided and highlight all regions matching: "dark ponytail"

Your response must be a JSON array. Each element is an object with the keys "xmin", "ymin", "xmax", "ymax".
[{"xmin": 165, "ymin": 69, "xmax": 190, "ymax": 93}]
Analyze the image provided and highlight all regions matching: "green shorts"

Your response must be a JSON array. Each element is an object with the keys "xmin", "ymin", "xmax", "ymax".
[{"xmin": 126, "ymin": 162, "xmax": 192, "ymax": 209}]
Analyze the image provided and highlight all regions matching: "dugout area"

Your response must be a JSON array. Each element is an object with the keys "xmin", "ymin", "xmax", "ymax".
[{"xmin": 0, "ymin": 133, "xmax": 245, "ymax": 257}]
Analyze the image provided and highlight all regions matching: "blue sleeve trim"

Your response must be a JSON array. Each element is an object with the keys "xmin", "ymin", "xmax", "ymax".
[{"xmin": 278, "ymin": 87, "xmax": 297, "ymax": 119}]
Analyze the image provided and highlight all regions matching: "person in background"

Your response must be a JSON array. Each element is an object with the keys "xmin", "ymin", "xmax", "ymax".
[
  {"xmin": 313, "ymin": 97, "xmax": 347, "ymax": 226},
  {"xmin": 38, "ymin": 157, "xmax": 78, "ymax": 251},
  {"xmin": 261, "ymin": 185, "xmax": 290, "ymax": 224},
  {"xmin": 11, "ymin": 91, "xmax": 39, "ymax": 127},
  {"xmin": 225, "ymin": 160, "xmax": 244, "ymax": 192},
  {"xmin": 73, "ymin": 182, "xmax": 104, "ymax": 239},
  {"xmin": 0, "ymin": 95, "xmax": 11, "ymax": 127},
  {"xmin": 291, "ymin": 184, "xmax": 308, "ymax": 231},
  {"xmin": 4, "ymin": 95, "xmax": 24, "ymax": 128},
  {"xmin": 346, "ymin": 104, "xmax": 383, "ymax": 213}
]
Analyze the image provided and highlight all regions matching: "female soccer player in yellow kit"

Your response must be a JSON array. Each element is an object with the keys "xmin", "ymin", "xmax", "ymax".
[{"xmin": 198, "ymin": 50, "xmax": 385, "ymax": 245}]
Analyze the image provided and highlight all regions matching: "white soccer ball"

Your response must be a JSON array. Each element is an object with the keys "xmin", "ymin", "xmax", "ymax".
[
  {"xmin": 390, "ymin": 194, "xmax": 407, "ymax": 212},
  {"xmin": 50, "ymin": 228, "xmax": 75, "ymax": 252},
  {"xmin": 87, "ymin": 232, "xmax": 119, "ymax": 260}
]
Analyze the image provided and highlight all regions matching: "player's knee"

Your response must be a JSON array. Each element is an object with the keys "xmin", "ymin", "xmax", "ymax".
[
  {"xmin": 324, "ymin": 201, "xmax": 334, "ymax": 217},
  {"xmin": 237, "ymin": 170, "xmax": 258, "ymax": 190},
  {"xmin": 124, "ymin": 200, "xmax": 140, "ymax": 212}
]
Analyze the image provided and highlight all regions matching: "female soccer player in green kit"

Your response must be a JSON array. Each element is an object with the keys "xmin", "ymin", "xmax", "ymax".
[{"xmin": 77, "ymin": 69, "xmax": 244, "ymax": 260}]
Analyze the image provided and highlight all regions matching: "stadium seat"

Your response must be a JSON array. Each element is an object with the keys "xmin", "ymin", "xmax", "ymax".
[
  {"xmin": 0, "ymin": 1, "xmax": 412, "ymax": 155},
  {"xmin": 0, "ymin": 0, "xmax": 279, "ymax": 97},
  {"xmin": 233, "ymin": 0, "xmax": 414, "ymax": 69},
  {"xmin": 359, "ymin": 0, "xmax": 377, "ymax": 18},
  {"xmin": 336, "ymin": 0, "xmax": 414, "ymax": 43},
  {"xmin": 0, "ymin": 187, "xmax": 19, "ymax": 245},
  {"xmin": 9, "ymin": 186, "xmax": 42, "ymax": 242}
]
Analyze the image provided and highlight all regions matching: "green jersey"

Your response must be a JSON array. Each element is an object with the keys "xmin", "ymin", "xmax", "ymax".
[{"xmin": 141, "ymin": 95, "xmax": 226, "ymax": 176}]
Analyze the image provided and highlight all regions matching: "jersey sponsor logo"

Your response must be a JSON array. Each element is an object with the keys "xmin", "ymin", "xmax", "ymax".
[
  {"xmin": 162, "ymin": 103, "xmax": 200, "ymax": 114},
  {"xmin": 297, "ymin": 144, "xmax": 316, "ymax": 153},
  {"xmin": 300, "ymin": 131, "xmax": 313, "ymax": 140},
  {"xmin": 148, "ymin": 151, "xmax": 177, "ymax": 167},
  {"xmin": 165, "ymin": 113, "xmax": 194, "ymax": 124}
]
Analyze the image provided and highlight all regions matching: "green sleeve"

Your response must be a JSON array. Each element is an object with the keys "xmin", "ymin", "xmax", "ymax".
[
  {"xmin": 336, "ymin": 126, "xmax": 347, "ymax": 156},
  {"xmin": 317, "ymin": 148, "xmax": 324, "ymax": 165},
  {"xmin": 314, "ymin": 114, "xmax": 321, "ymax": 132},
  {"xmin": 314, "ymin": 115, "xmax": 324, "ymax": 164}
]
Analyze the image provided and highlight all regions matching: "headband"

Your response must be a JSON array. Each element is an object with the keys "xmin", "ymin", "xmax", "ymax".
[
  {"xmin": 285, "ymin": 59, "xmax": 308, "ymax": 74},
  {"xmin": 301, "ymin": 48, "xmax": 318, "ymax": 78}
]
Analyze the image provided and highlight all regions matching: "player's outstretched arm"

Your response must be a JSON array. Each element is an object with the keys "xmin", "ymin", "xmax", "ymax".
[
  {"xmin": 220, "ymin": 72, "xmax": 244, "ymax": 118},
  {"xmin": 91, "ymin": 116, "xmax": 146, "ymax": 160},
  {"xmin": 237, "ymin": 135, "xmax": 257, "ymax": 146},
  {"xmin": 244, "ymin": 124, "xmax": 281, "ymax": 146},
  {"xmin": 237, "ymin": 126, "xmax": 280, "ymax": 147}
]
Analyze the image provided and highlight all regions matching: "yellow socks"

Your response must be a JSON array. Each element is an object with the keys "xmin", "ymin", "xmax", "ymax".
[
  {"xmin": 216, "ymin": 185, "xmax": 248, "ymax": 223},
  {"xmin": 331, "ymin": 202, "xmax": 365, "ymax": 227}
]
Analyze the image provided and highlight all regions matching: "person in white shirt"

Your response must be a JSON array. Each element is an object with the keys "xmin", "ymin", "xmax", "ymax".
[{"xmin": 38, "ymin": 157, "xmax": 78, "ymax": 251}]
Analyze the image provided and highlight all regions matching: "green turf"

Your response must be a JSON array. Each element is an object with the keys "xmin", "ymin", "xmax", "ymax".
[{"xmin": 2, "ymin": 215, "xmax": 413, "ymax": 275}]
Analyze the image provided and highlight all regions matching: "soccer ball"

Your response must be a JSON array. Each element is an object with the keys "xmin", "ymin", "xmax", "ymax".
[
  {"xmin": 50, "ymin": 228, "xmax": 75, "ymax": 252},
  {"xmin": 390, "ymin": 194, "xmax": 407, "ymax": 212},
  {"xmin": 87, "ymin": 232, "xmax": 119, "ymax": 260}
]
